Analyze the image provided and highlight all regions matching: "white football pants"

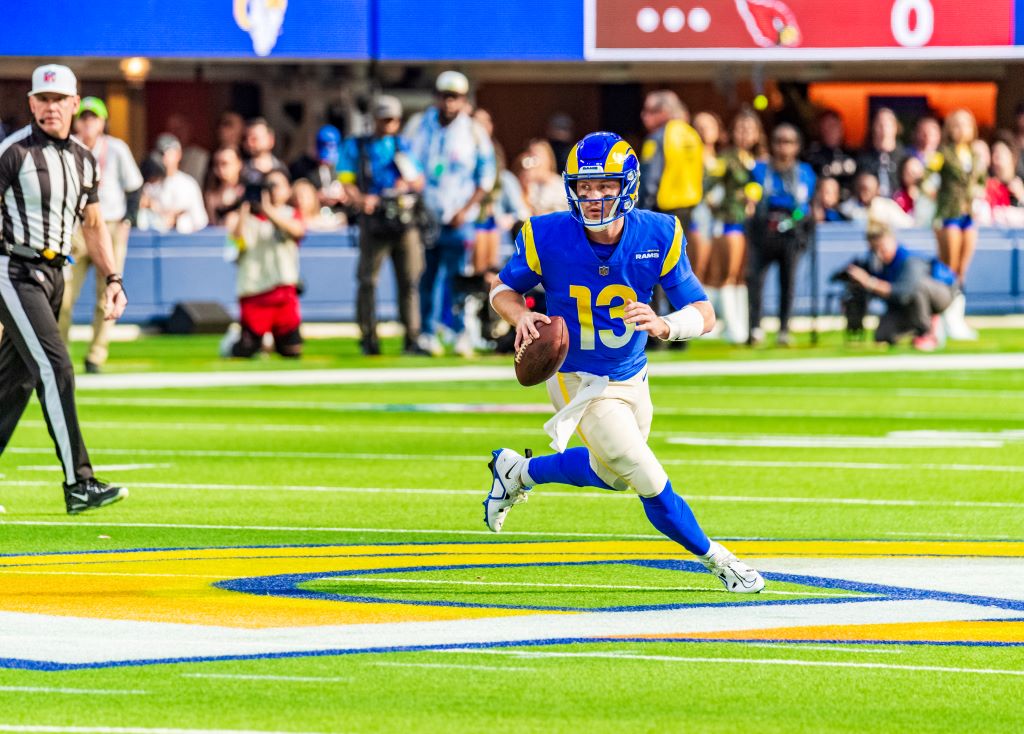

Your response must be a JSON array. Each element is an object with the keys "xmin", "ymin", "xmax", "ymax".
[{"xmin": 547, "ymin": 370, "xmax": 669, "ymax": 497}]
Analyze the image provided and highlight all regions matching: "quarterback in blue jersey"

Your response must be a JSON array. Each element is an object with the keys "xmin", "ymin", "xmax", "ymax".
[{"xmin": 485, "ymin": 131, "xmax": 764, "ymax": 593}]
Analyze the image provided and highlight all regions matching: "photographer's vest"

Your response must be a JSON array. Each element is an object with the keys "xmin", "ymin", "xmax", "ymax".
[{"xmin": 235, "ymin": 206, "xmax": 301, "ymax": 298}]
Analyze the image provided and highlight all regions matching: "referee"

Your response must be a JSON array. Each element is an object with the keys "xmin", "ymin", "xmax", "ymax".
[{"xmin": 0, "ymin": 64, "xmax": 129, "ymax": 514}]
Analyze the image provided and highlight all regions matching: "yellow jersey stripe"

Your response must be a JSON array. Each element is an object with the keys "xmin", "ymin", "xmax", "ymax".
[
  {"xmin": 523, "ymin": 218, "xmax": 542, "ymax": 275},
  {"xmin": 660, "ymin": 217, "xmax": 684, "ymax": 277}
]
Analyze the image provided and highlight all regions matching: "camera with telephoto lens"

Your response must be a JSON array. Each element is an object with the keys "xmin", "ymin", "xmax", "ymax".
[
  {"xmin": 241, "ymin": 168, "xmax": 273, "ymax": 213},
  {"xmin": 830, "ymin": 258, "xmax": 872, "ymax": 334}
]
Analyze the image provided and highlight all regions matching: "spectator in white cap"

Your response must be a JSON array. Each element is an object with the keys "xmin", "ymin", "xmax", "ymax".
[
  {"xmin": 403, "ymin": 70, "xmax": 496, "ymax": 357},
  {"xmin": 58, "ymin": 96, "xmax": 144, "ymax": 373},
  {"xmin": 138, "ymin": 133, "xmax": 208, "ymax": 234}
]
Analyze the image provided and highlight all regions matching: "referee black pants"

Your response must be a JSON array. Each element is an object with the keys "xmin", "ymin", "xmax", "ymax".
[{"xmin": 0, "ymin": 255, "xmax": 92, "ymax": 486}]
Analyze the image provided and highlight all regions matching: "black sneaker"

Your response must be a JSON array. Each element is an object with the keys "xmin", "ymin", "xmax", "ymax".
[
  {"xmin": 84, "ymin": 360, "xmax": 101, "ymax": 374},
  {"xmin": 63, "ymin": 478, "xmax": 129, "ymax": 515},
  {"xmin": 402, "ymin": 341, "xmax": 430, "ymax": 356}
]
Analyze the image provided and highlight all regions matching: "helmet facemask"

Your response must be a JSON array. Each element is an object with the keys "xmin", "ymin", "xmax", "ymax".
[{"xmin": 564, "ymin": 171, "xmax": 636, "ymax": 231}]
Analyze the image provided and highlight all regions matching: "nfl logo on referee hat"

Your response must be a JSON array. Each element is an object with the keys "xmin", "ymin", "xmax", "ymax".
[{"xmin": 28, "ymin": 64, "xmax": 78, "ymax": 97}]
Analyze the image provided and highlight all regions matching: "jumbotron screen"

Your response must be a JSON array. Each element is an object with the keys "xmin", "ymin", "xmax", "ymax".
[{"xmin": 586, "ymin": 0, "xmax": 1018, "ymax": 60}]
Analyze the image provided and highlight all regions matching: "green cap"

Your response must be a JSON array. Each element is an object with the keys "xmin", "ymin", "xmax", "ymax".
[{"xmin": 77, "ymin": 96, "xmax": 108, "ymax": 120}]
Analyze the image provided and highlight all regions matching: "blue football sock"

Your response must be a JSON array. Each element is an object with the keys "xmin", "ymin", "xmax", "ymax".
[
  {"xmin": 639, "ymin": 481, "xmax": 711, "ymax": 556},
  {"xmin": 525, "ymin": 447, "xmax": 613, "ymax": 490}
]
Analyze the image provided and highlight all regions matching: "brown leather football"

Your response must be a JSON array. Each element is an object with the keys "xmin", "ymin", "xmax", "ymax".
[{"xmin": 514, "ymin": 316, "xmax": 569, "ymax": 386}]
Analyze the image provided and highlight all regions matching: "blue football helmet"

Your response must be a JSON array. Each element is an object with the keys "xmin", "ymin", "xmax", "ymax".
[{"xmin": 563, "ymin": 131, "xmax": 640, "ymax": 229}]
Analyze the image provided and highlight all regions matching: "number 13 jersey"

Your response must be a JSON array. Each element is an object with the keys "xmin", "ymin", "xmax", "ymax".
[{"xmin": 498, "ymin": 209, "xmax": 707, "ymax": 381}]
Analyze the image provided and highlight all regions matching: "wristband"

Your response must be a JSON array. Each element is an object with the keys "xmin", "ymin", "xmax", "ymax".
[
  {"xmin": 488, "ymin": 282, "xmax": 514, "ymax": 307},
  {"xmin": 659, "ymin": 304, "xmax": 705, "ymax": 341},
  {"xmin": 105, "ymin": 274, "xmax": 123, "ymax": 286}
]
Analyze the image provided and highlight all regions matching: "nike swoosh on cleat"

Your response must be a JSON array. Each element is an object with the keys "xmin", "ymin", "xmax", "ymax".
[
  {"xmin": 69, "ymin": 492, "xmax": 89, "ymax": 503},
  {"xmin": 504, "ymin": 466, "xmax": 516, "ymax": 481}
]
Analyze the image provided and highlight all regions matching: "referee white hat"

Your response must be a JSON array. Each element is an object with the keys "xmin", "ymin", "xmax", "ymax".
[{"xmin": 28, "ymin": 64, "xmax": 78, "ymax": 98}]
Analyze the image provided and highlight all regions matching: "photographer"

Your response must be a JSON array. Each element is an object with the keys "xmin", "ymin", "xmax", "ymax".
[
  {"xmin": 844, "ymin": 221, "xmax": 956, "ymax": 351},
  {"xmin": 340, "ymin": 95, "xmax": 426, "ymax": 356},
  {"xmin": 220, "ymin": 170, "xmax": 306, "ymax": 358},
  {"xmin": 746, "ymin": 124, "xmax": 816, "ymax": 347}
]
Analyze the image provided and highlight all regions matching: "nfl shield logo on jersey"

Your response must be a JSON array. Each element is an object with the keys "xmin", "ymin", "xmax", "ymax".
[{"xmin": 599, "ymin": 265, "xmax": 610, "ymax": 276}]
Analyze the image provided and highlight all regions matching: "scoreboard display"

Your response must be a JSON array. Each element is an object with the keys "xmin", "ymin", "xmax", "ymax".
[{"xmin": 586, "ymin": 0, "xmax": 1018, "ymax": 60}]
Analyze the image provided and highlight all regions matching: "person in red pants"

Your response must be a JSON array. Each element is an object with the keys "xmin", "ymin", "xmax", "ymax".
[{"xmin": 221, "ymin": 170, "xmax": 306, "ymax": 358}]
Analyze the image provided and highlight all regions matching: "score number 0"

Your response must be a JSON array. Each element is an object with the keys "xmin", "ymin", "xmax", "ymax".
[{"xmin": 891, "ymin": 0, "xmax": 934, "ymax": 47}]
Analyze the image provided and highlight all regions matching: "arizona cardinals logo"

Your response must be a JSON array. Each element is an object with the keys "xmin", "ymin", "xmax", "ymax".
[{"xmin": 735, "ymin": 0, "xmax": 802, "ymax": 48}]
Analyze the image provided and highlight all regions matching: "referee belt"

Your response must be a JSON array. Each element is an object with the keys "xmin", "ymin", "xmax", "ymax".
[{"xmin": 2, "ymin": 243, "xmax": 68, "ymax": 267}]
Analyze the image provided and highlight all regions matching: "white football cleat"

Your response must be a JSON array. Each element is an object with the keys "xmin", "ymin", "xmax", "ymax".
[
  {"xmin": 483, "ymin": 448, "xmax": 532, "ymax": 532},
  {"xmin": 700, "ymin": 541, "xmax": 765, "ymax": 593}
]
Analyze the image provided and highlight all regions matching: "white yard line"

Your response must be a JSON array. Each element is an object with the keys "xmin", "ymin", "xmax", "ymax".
[
  {"xmin": 653, "ymin": 385, "xmax": 1024, "ymax": 400},
  {"xmin": 72, "ymin": 353, "xmax": 1024, "ymax": 391},
  {"xmin": 0, "ymin": 687, "xmax": 146, "ymax": 695},
  {"xmin": 6, "ymin": 447, "xmax": 1024, "ymax": 476},
  {"xmin": 666, "ymin": 435, "xmax": 1005, "ymax": 449},
  {"xmin": 456, "ymin": 649, "xmax": 1024, "ymax": 676},
  {"xmin": 2, "ymin": 479, "xmax": 1021, "ymax": 510},
  {"xmin": 0, "ymin": 520, "xmax": 659, "ymax": 539},
  {"xmin": 15, "ymin": 464, "xmax": 172, "ymax": 472},
  {"xmin": 69, "ymin": 397, "xmax": 1024, "ymax": 423},
  {"xmin": 180, "ymin": 674, "xmax": 350, "ymax": 683},
  {"xmin": 27, "ymin": 420, "xmax": 1024, "ymax": 446},
  {"xmin": 370, "ymin": 661, "xmax": 536, "ymax": 673},
  {"xmin": 883, "ymin": 531, "xmax": 1012, "ymax": 539},
  {"xmin": 21, "ymin": 419, "xmax": 542, "ymax": 437},
  {"xmin": 1, "ymin": 479, "xmax": 1020, "ymax": 509}
]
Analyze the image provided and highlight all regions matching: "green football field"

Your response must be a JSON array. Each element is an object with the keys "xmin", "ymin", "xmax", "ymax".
[{"xmin": 1, "ymin": 332, "xmax": 1023, "ymax": 734}]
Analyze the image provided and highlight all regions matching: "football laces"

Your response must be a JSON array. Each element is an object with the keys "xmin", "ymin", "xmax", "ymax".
[{"xmin": 514, "ymin": 341, "xmax": 529, "ymax": 364}]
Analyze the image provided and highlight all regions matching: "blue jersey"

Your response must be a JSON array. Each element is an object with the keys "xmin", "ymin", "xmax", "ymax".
[
  {"xmin": 751, "ymin": 161, "xmax": 816, "ymax": 216},
  {"xmin": 338, "ymin": 135, "xmax": 420, "ymax": 195},
  {"xmin": 499, "ymin": 209, "xmax": 707, "ymax": 381}
]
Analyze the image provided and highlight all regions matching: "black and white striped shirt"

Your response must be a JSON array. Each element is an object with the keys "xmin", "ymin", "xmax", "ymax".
[{"xmin": 0, "ymin": 122, "xmax": 100, "ymax": 256}]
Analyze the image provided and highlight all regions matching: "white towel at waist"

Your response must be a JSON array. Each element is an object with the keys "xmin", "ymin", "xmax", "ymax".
[{"xmin": 543, "ymin": 372, "xmax": 609, "ymax": 452}]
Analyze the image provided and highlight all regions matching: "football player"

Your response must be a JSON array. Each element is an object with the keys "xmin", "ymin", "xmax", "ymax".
[{"xmin": 485, "ymin": 131, "xmax": 765, "ymax": 593}]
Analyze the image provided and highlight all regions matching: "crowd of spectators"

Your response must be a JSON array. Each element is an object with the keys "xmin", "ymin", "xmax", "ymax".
[
  {"xmin": 636, "ymin": 98, "xmax": 1024, "ymax": 349},
  {"xmin": 22, "ymin": 75, "xmax": 1024, "ymax": 358}
]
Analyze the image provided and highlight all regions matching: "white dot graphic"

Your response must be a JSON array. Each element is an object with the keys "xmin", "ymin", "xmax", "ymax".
[
  {"xmin": 663, "ymin": 7, "xmax": 686, "ymax": 32},
  {"xmin": 637, "ymin": 7, "xmax": 660, "ymax": 33},
  {"xmin": 689, "ymin": 7, "xmax": 711, "ymax": 32}
]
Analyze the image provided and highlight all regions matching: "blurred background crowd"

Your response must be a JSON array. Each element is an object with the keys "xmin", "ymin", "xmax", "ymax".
[{"xmin": 5, "ymin": 67, "xmax": 1024, "ymax": 361}]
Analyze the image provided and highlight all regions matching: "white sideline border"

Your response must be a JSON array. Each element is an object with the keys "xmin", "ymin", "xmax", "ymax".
[{"xmin": 74, "ymin": 353, "xmax": 1024, "ymax": 391}]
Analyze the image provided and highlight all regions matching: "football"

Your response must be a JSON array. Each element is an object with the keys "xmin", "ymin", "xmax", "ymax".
[{"xmin": 514, "ymin": 316, "xmax": 569, "ymax": 386}]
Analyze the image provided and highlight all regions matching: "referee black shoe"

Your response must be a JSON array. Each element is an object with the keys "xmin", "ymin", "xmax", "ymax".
[{"xmin": 63, "ymin": 478, "xmax": 129, "ymax": 515}]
